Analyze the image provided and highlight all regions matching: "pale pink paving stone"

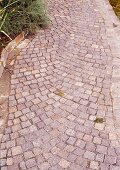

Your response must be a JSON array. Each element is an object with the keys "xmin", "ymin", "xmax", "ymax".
[
  {"xmin": 84, "ymin": 151, "xmax": 96, "ymax": 160},
  {"xmin": 90, "ymin": 161, "xmax": 99, "ymax": 170},
  {"xmin": 59, "ymin": 159, "xmax": 70, "ymax": 169},
  {"xmin": 6, "ymin": 158, "xmax": 13, "ymax": 166},
  {"xmin": 11, "ymin": 146, "xmax": 23, "ymax": 156}
]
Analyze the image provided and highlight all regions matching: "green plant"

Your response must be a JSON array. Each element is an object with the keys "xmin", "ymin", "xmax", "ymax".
[
  {"xmin": 0, "ymin": 0, "xmax": 48, "ymax": 54},
  {"xmin": 0, "ymin": 0, "xmax": 20, "ymax": 39},
  {"xmin": 0, "ymin": 0, "xmax": 48, "ymax": 38}
]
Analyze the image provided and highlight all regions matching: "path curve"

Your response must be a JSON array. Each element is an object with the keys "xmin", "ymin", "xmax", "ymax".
[{"xmin": 1, "ymin": 0, "xmax": 120, "ymax": 169}]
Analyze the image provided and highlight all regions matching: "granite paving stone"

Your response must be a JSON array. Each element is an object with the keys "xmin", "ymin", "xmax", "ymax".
[{"xmin": 0, "ymin": 0, "xmax": 120, "ymax": 169}]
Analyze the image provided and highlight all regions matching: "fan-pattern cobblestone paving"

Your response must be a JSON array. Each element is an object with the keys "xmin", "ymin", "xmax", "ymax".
[{"xmin": 1, "ymin": 0, "xmax": 120, "ymax": 169}]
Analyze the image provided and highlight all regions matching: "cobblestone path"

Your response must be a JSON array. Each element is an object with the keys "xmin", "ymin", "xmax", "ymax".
[{"xmin": 1, "ymin": 0, "xmax": 120, "ymax": 169}]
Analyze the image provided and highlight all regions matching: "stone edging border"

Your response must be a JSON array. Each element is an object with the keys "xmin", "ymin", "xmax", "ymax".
[
  {"xmin": 0, "ymin": 33, "xmax": 31, "ymax": 134},
  {"xmin": 95, "ymin": 0, "xmax": 120, "ymax": 143},
  {"xmin": 0, "ymin": 32, "xmax": 25, "ymax": 78}
]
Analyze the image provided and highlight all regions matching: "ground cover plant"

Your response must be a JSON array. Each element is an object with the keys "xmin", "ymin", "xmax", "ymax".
[{"xmin": 0, "ymin": 0, "xmax": 48, "ymax": 54}]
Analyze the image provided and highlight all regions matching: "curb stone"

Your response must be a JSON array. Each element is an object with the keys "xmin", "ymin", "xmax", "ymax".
[
  {"xmin": 95, "ymin": 0, "xmax": 120, "ymax": 143},
  {"xmin": 0, "ymin": 33, "xmax": 31, "ymax": 133},
  {"xmin": 0, "ymin": 32, "xmax": 25, "ymax": 78}
]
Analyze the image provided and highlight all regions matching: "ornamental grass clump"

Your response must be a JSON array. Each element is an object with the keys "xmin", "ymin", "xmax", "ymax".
[{"xmin": 0, "ymin": 0, "xmax": 48, "ymax": 53}]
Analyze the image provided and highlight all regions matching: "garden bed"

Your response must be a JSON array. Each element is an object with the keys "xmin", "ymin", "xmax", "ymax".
[
  {"xmin": 109, "ymin": 0, "xmax": 120, "ymax": 19},
  {"xmin": 0, "ymin": 0, "xmax": 48, "ymax": 56}
]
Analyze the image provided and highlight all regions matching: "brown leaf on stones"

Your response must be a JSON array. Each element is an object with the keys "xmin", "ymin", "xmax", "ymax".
[
  {"xmin": 54, "ymin": 89, "xmax": 65, "ymax": 97},
  {"xmin": 94, "ymin": 118, "xmax": 105, "ymax": 123},
  {"xmin": 7, "ymin": 48, "xmax": 20, "ymax": 65},
  {"xmin": 0, "ymin": 61, "xmax": 3, "ymax": 66}
]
